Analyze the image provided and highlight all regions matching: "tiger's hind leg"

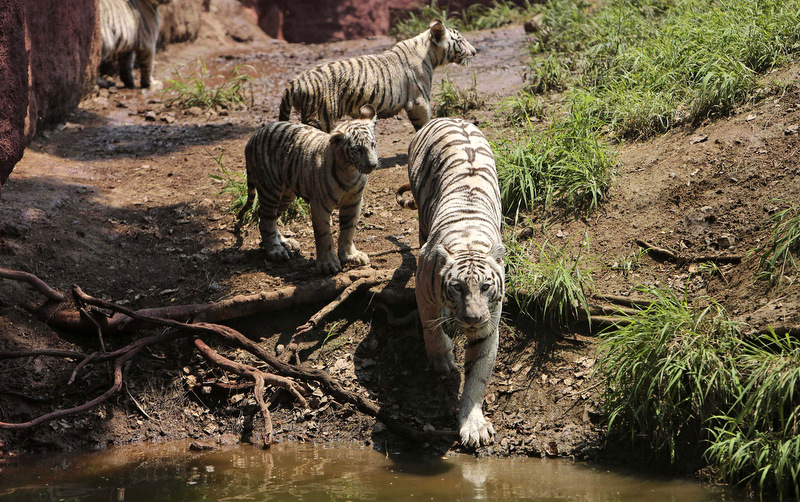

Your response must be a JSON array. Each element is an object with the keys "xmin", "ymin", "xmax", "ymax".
[
  {"xmin": 118, "ymin": 51, "xmax": 136, "ymax": 88},
  {"xmin": 258, "ymin": 191, "xmax": 299, "ymax": 262},
  {"xmin": 406, "ymin": 100, "xmax": 431, "ymax": 131}
]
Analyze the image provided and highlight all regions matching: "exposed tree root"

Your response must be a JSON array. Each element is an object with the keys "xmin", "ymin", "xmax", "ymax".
[
  {"xmin": 1, "ymin": 267, "xmax": 454, "ymax": 445},
  {"xmin": 0, "ymin": 267, "xmax": 65, "ymax": 302},
  {"xmin": 636, "ymin": 238, "xmax": 743, "ymax": 265}
]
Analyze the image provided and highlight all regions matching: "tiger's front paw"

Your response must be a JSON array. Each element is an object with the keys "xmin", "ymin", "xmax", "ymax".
[
  {"xmin": 339, "ymin": 249, "xmax": 370, "ymax": 267},
  {"xmin": 429, "ymin": 352, "xmax": 457, "ymax": 375},
  {"xmin": 282, "ymin": 238, "xmax": 300, "ymax": 251},
  {"xmin": 266, "ymin": 244, "xmax": 292, "ymax": 262},
  {"xmin": 315, "ymin": 253, "xmax": 342, "ymax": 275},
  {"xmin": 459, "ymin": 409, "xmax": 495, "ymax": 448}
]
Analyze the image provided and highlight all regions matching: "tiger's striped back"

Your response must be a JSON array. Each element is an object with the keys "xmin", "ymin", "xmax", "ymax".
[
  {"xmin": 279, "ymin": 19, "xmax": 476, "ymax": 132},
  {"xmin": 99, "ymin": 0, "xmax": 173, "ymax": 88},
  {"xmin": 408, "ymin": 117, "xmax": 505, "ymax": 448}
]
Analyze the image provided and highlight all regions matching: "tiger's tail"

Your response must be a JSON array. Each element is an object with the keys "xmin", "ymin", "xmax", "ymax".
[
  {"xmin": 395, "ymin": 183, "xmax": 417, "ymax": 210},
  {"xmin": 279, "ymin": 86, "xmax": 293, "ymax": 122}
]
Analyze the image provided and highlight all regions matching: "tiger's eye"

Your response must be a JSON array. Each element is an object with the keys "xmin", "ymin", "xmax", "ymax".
[{"xmin": 481, "ymin": 283, "xmax": 490, "ymax": 292}]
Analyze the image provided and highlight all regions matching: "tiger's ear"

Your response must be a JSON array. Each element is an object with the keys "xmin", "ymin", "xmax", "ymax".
[
  {"xmin": 430, "ymin": 19, "xmax": 446, "ymax": 44},
  {"xmin": 330, "ymin": 132, "xmax": 345, "ymax": 152},
  {"xmin": 434, "ymin": 243, "xmax": 456, "ymax": 270},
  {"xmin": 489, "ymin": 242, "xmax": 505, "ymax": 266},
  {"xmin": 358, "ymin": 104, "xmax": 376, "ymax": 121}
]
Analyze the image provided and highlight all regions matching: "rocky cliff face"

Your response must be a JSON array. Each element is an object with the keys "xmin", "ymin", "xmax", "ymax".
[{"xmin": 0, "ymin": 0, "xmax": 28, "ymax": 187}]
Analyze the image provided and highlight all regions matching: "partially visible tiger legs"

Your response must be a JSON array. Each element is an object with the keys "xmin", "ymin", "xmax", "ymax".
[
  {"xmin": 337, "ymin": 201, "xmax": 370, "ymax": 269},
  {"xmin": 419, "ymin": 304, "xmax": 456, "ymax": 375},
  {"xmin": 407, "ymin": 101, "xmax": 431, "ymax": 131},
  {"xmin": 258, "ymin": 206, "xmax": 299, "ymax": 262},
  {"xmin": 311, "ymin": 203, "xmax": 341, "ymax": 275},
  {"xmin": 118, "ymin": 52, "xmax": 136, "ymax": 88}
]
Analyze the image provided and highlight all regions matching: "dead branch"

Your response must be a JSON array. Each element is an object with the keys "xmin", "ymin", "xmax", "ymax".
[
  {"xmin": 0, "ymin": 267, "xmax": 65, "ymax": 302},
  {"xmin": 45, "ymin": 268, "xmax": 396, "ymax": 334},
  {"xmin": 586, "ymin": 303, "xmax": 638, "ymax": 317},
  {"xmin": 636, "ymin": 239, "xmax": 743, "ymax": 265},
  {"xmin": 292, "ymin": 277, "xmax": 372, "ymax": 341}
]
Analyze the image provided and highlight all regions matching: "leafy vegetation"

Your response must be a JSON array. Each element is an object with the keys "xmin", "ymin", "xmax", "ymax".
[
  {"xmin": 493, "ymin": 99, "xmax": 615, "ymax": 217},
  {"xmin": 505, "ymin": 236, "xmax": 594, "ymax": 327},
  {"xmin": 499, "ymin": 91, "xmax": 545, "ymax": 126},
  {"xmin": 598, "ymin": 288, "xmax": 800, "ymax": 497},
  {"xmin": 208, "ymin": 151, "xmax": 308, "ymax": 225},
  {"xmin": 757, "ymin": 203, "xmax": 800, "ymax": 288},
  {"xmin": 164, "ymin": 60, "xmax": 255, "ymax": 110},
  {"xmin": 389, "ymin": 0, "xmax": 537, "ymax": 40},
  {"xmin": 434, "ymin": 74, "xmax": 484, "ymax": 117}
]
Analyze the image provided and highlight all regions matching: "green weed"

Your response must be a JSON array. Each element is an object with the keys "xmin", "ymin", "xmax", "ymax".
[
  {"xmin": 757, "ymin": 203, "xmax": 800, "ymax": 288},
  {"xmin": 164, "ymin": 60, "xmax": 255, "ymax": 110},
  {"xmin": 493, "ymin": 98, "xmax": 615, "ymax": 216},
  {"xmin": 706, "ymin": 330, "xmax": 800, "ymax": 498},
  {"xmin": 505, "ymin": 237, "xmax": 594, "ymax": 327},
  {"xmin": 434, "ymin": 74, "xmax": 483, "ymax": 117},
  {"xmin": 597, "ymin": 286, "xmax": 743, "ymax": 464},
  {"xmin": 499, "ymin": 90, "xmax": 545, "ymax": 126}
]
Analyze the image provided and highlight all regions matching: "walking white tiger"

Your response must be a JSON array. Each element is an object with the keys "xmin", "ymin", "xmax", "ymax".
[
  {"xmin": 407, "ymin": 118, "xmax": 505, "ymax": 448},
  {"xmin": 98, "ymin": 0, "xmax": 173, "ymax": 88},
  {"xmin": 238, "ymin": 105, "xmax": 378, "ymax": 275},
  {"xmin": 279, "ymin": 19, "xmax": 476, "ymax": 133}
]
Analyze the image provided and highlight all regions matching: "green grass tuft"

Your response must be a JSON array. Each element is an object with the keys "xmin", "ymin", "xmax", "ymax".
[
  {"xmin": 164, "ymin": 60, "xmax": 255, "ymax": 111},
  {"xmin": 505, "ymin": 236, "xmax": 594, "ymax": 327},
  {"xmin": 757, "ymin": 202, "xmax": 800, "ymax": 288},
  {"xmin": 434, "ymin": 74, "xmax": 484, "ymax": 117}
]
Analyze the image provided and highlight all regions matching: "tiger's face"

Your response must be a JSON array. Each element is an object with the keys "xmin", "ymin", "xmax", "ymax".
[
  {"xmin": 430, "ymin": 19, "xmax": 477, "ymax": 67},
  {"xmin": 440, "ymin": 246, "xmax": 505, "ymax": 334},
  {"xmin": 331, "ymin": 104, "xmax": 379, "ymax": 175}
]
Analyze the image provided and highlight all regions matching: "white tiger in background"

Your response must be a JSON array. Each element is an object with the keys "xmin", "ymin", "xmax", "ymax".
[
  {"xmin": 238, "ymin": 105, "xmax": 378, "ymax": 275},
  {"xmin": 405, "ymin": 117, "xmax": 505, "ymax": 448},
  {"xmin": 279, "ymin": 19, "xmax": 477, "ymax": 133},
  {"xmin": 98, "ymin": 0, "xmax": 174, "ymax": 89}
]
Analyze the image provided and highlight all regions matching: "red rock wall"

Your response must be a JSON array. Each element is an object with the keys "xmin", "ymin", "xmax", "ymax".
[
  {"xmin": 23, "ymin": 0, "xmax": 101, "ymax": 139},
  {"xmin": 0, "ymin": 0, "xmax": 28, "ymax": 186}
]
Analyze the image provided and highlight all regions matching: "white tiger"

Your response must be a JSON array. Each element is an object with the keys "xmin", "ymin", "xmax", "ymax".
[
  {"xmin": 406, "ymin": 118, "xmax": 505, "ymax": 447},
  {"xmin": 279, "ymin": 19, "xmax": 477, "ymax": 132},
  {"xmin": 238, "ymin": 105, "xmax": 378, "ymax": 275},
  {"xmin": 99, "ymin": 0, "xmax": 174, "ymax": 88}
]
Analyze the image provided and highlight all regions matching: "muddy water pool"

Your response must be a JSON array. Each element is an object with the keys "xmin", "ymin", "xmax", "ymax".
[{"xmin": 0, "ymin": 441, "xmax": 745, "ymax": 501}]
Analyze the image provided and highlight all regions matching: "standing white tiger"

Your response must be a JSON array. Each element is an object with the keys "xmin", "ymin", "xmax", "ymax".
[
  {"xmin": 99, "ymin": 0, "xmax": 173, "ymax": 88},
  {"xmin": 238, "ymin": 105, "xmax": 378, "ymax": 275},
  {"xmin": 279, "ymin": 19, "xmax": 476, "ymax": 132},
  {"xmin": 407, "ymin": 118, "xmax": 505, "ymax": 447}
]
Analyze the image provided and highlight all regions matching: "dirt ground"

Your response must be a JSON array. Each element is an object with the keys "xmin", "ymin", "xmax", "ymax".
[{"xmin": 1, "ymin": 15, "xmax": 799, "ymax": 470}]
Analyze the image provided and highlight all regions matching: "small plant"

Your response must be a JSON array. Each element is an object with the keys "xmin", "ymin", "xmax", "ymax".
[
  {"xmin": 208, "ymin": 150, "xmax": 256, "ymax": 223},
  {"xmin": 434, "ymin": 74, "xmax": 484, "ymax": 118},
  {"xmin": 164, "ymin": 60, "xmax": 255, "ymax": 110},
  {"xmin": 757, "ymin": 203, "xmax": 800, "ymax": 288},
  {"xmin": 505, "ymin": 237, "xmax": 594, "ymax": 327},
  {"xmin": 526, "ymin": 55, "xmax": 567, "ymax": 94},
  {"xmin": 499, "ymin": 91, "xmax": 544, "ymax": 126},
  {"xmin": 609, "ymin": 248, "xmax": 646, "ymax": 278},
  {"xmin": 321, "ymin": 321, "xmax": 345, "ymax": 348},
  {"xmin": 596, "ymin": 286, "xmax": 743, "ymax": 464}
]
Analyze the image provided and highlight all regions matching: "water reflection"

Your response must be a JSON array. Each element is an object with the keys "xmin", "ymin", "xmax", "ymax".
[{"xmin": 0, "ymin": 441, "xmax": 743, "ymax": 501}]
